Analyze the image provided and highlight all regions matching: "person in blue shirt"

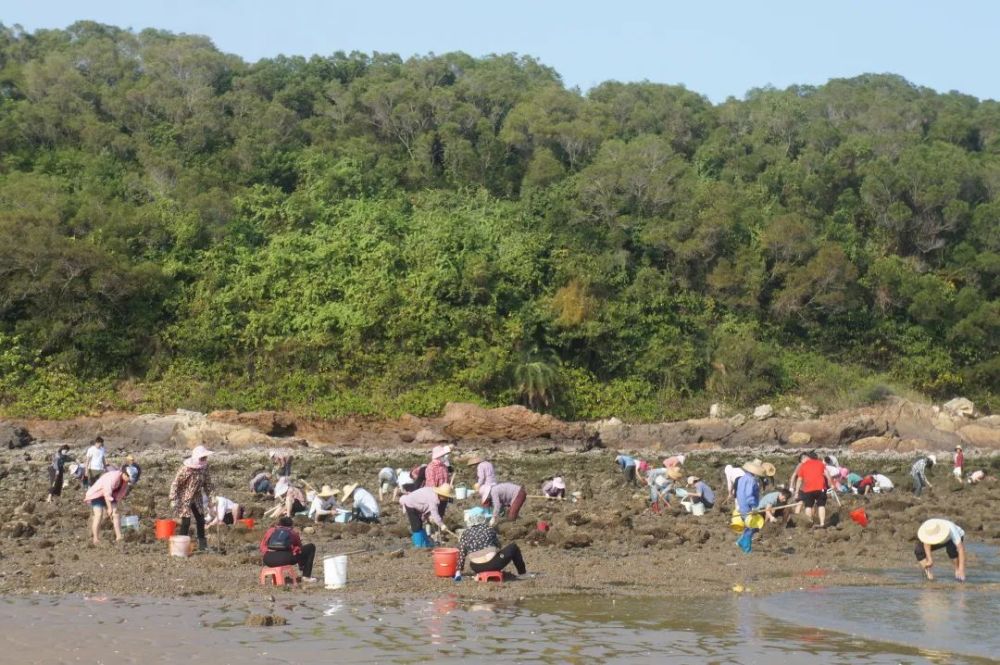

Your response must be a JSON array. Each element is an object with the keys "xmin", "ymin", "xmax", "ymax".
[
  {"xmin": 615, "ymin": 454, "xmax": 638, "ymax": 486},
  {"xmin": 685, "ymin": 476, "xmax": 716, "ymax": 509},
  {"xmin": 735, "ymin": 461, "xmax": 764, "ymax": 553}
]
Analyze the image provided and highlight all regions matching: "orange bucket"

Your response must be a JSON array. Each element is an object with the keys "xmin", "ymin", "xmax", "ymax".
[
  {"xmin": 154, "ymin": 519, "xmax": 176, "ymax": 540},
  {"xmin": 432, "ymin": 547, "xmax": 459, "ymax": 577},
  {"xmin": 239, "ymin": 518, "xmax": 255, "ymax": 529},
  {"xmin": 849, "ymin": 507, "xmax": 869, "ymax": 527}
]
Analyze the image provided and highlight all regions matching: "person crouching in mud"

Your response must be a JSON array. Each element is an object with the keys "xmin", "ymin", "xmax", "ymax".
[
  {"xmin": 454, "ymin": 510, "xmax": 527, "ymax": 582},
  {"xmin": 399, "ymin": 484, "xmax": 456, "ymax": 547},
  {"xmin": 260, "ymin": 516, "xmax": 317, "ymax": 583}
]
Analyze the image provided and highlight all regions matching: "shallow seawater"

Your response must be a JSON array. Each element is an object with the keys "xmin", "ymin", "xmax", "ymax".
[{"xmin": 3, "ymin": 584, "xmax": 998, "ymax": 665}]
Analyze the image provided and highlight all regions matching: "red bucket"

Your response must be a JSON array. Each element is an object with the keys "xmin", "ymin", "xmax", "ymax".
[
  {"xmin": 154, "ymin": 519, "xmax": 176, "ymax": 540},
  {"xmin": 849, "ymin": 507, "xmax": 869, "ymax": 527},
  {"xmin": 537, "ymin": 521, "xmax": 550, "ymax": 532},
  {"xmin": 432, "ymin": 547, "xmax": 459, "ymax": 577},
  {"xmin": 239, "ymin": 518, "xmax": 255, "ymax": 529}
]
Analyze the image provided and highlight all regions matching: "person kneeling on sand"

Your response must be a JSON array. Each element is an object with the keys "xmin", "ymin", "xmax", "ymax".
[
  {"xmin": 342, "ymin": 483, "xmax": 380, "ymax": 523},
  {"xmin": 400, "ymin": 484, "xmax": 456, "ymax": 547},
  {"xmin": 206, "ymin": 494, "xmax": 242, "ymax": 527},
  {"xmin": 84, "ymin": 467, "xmax": 131, "ymax": 545},
  {"xmin": 307, "ymin": 485, "xmax": 340, "ymax": 522},
  {"xmin": 685, "ymin": 475, "xmax": 715, "ymax": 510},
  {"xmin": 260, "ymin": 516, "xmax": 317, "ymax": 583},
  {"xmin": 760, "ymin": 487, "xmax": 794, "ymax": 525},
  {"xmin": 250, "ymin": 470, "xmax": 273, "ymax": 496},
  {"xmin": 454, "ymin": 510, "xmax": 527, "ymax": 582},
  {"xmin": 915, "ymin": 518, "xmax": 966, "ymax": 581}
]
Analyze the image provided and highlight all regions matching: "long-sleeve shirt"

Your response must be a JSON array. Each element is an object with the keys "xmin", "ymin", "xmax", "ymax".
[
  {"xmin": 485, "ymin": 482, "xmax": 522, "ymax": 509},
  {"xmin": 735, "ymin": 474, "xmax": 760, "ymax": 517},
  {"xmin": 457, "ymin": 523, "xmax": 500, "ymax": 572},
  {"xmin": 476, "ymin": 461, "xmax": 496, "ymax": 487},
  {"xmin": 259, "ymin": 526, "xmax": 303, "ymax": 557},
  {"xmin": 352, "ymin": 488, "xmax": 380, "ymax": 519},
  {"xmin": 425, "ymin": 459, "xmax": 450, "ymax": 487},
  {"xmin": 911, "ymin": 459, "xmax": 930, "ymax": 482},
  {"xmin": 954, "ymin": 451, "xmax": 964, "ymax": 469},
  {"xmin": 84, "ymin": 470, "xmax": 129, "ymax": 506},
  {"xmin": 690, "ymin": 481, "xmax": 715, "ymax": 505},
  {"xmin": 399, "ymin": 487, "xmax": 445, "ymax": 527},
  {"xmin": 724, "ymin": 465, "xmax": 745, "ymax": 495},
  {"xmin": 615, "ymin": 455, "xmax": 636, "ymax": 470},
  {"xmin": 169, "ymin": 465, "xmax": 215, "ymax": 518},
  {"xmin": 51, "ymin": 451, "xmax": 70, "ymax": 473}
]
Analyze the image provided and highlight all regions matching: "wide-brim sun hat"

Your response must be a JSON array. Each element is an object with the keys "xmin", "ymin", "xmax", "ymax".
[
  {"xmin": 466, "ymin": 456, "xmax": 483, "ymax": 467},
  {"xmin": 433, "ymin": 483, "xmax": 456, "ymax": 499},
  {"xmin": 917, "ymin": 519, "xmax": 953, "ymax": 545},
  {"xmin": 687, "ymin": 475, "xmax": 700, "ymax": 485},
  {"xmin": 191, "ymin": 445, "xmax": 213, "ymax": 460},
  {"xmin": 432, "ymin": 445, "xmax": 452, "ymax": 460},
  {"xmin": 667, "ymin": 467, "xmax": 684, "ymax": 480},
  {"xmin": 955, "ymin": 444, "xmax": 962, "ymax": 450},
  {"xmin": 927, "ymin": 454, "xmax": 937, "ymax": 464},
  {"xmin": 317, "ymin": 484, "xmax": 339, "ymax": 498},
  {"xmin": 552, "ymin": 477, "xmax": 566, "ymax": 490},
  {"xmin": 761, "ymin": 462, "xmax": 776, "ymax": 477},
  {"xmin": 341, "ymin": 483, "xmax": 359, "ymax": 499},
  {"xmin": 743, "ymin": 461, "xmax": 766, "ymax": 476}
]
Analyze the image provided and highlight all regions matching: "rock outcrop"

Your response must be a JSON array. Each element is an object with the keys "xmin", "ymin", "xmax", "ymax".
[
  {"xmin": 441, "ymin": 402, "xmax": 584, "ymax": 441},
  {"xmin": 0, "ymin": 423, "xmax": 34, "ymax": 449}
]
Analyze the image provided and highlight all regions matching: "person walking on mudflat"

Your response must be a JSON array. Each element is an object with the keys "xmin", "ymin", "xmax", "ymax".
[{"xmin": 169, "ymin": 445, "xmax": 215, "ymax": 552}]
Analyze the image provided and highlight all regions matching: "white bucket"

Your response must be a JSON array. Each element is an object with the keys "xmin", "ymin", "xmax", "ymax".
[
  {"xmin": 121, "ymin": 515, "xmax": 140, "ymax": 530},
  {"xmin": 691, "ymin": 502, "xmax": 706, "ymax": 516},
  {"xmin": 168, "ymin": 535, "xmax": 191, "ymax": 557},
  {"xmin": 324, "ymin": 555, "xmax": 348, "ymax": 589},
  {"xmin": 456, "ymin": 487, "xmax": 469, "ymax": 500}
]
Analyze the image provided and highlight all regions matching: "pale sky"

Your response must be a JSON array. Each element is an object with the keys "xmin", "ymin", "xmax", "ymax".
[{"xmin": 5, "ymin": 1, "xmax": 998, "ymax": 102}]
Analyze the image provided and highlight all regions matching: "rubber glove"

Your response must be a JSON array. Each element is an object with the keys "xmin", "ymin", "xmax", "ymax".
[{"xmin": 453, "ymin": 572, "xmax": 462, "ymax": 582}]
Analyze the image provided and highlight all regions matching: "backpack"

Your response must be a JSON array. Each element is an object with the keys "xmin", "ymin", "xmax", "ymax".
[{"xmin": 266, "ymin": 527, "xmax": 294, "ymax": 552}]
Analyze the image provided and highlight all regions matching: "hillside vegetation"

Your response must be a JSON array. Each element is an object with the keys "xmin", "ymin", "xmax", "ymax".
[{"xmin": 0, "ymin": 22, "xmax": 997, "ymax": 419}]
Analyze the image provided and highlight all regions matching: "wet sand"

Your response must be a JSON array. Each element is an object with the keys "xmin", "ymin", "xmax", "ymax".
[{"xmin": 2, "ymin": 446, "xmax": 999, "ymax": 601}]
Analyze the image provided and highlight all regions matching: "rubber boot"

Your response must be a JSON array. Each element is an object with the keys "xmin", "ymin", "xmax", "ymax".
[{"xmin": 198, "ymin": 537, "xmax": 209, "ymax": 552}]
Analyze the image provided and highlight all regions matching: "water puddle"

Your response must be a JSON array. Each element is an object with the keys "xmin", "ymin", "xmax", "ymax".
[{"xmin": 2, "ymin": 585, "xmax": 997, "ymax": 664}]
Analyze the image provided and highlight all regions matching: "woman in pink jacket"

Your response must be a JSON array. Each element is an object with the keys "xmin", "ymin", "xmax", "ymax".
[{"xmin": 84, "ymin": 469, "xmax": 131, "ymax": 545}]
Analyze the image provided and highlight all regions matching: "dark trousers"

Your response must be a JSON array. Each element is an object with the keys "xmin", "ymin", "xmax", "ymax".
[
  {"xmin": 469, "ymin": 544, "xmax": 526, "ymax": 575},
  {"xmin": 405, "ymin": 507, "xmax": 425, "ymax": 534},
  {"xmin": 623, "ymin": 466, "xmax": 637, "ymax": 485},
  {"xmin": 263, "ymin": 543, "xmax": 316, "ymax": 578},
  {"xmin": 180, "ymin": 502, "xmax": 206, "ymax": 540},
  {"xmin": 353, "ymin": 510, "xmax": 379, "ymax": 524},
  {"xmin": 48, "ymin": 469, "xmax": 64, "ymax": 496},
  {"xmin": 914, "ymin": 539, "xmax": 958, "ymax": 561}
]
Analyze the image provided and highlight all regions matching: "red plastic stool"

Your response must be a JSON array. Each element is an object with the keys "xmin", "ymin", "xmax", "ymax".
[
  {"xmin": 260, "ymin": 565, "xmax": 299, "ymax": 587},
  {"xmin": 475, "ymin": 571, "xmax": 503, "ymax": 583}
]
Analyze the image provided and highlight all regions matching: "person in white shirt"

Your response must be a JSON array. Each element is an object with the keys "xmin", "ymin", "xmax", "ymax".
[
  {"xmin": 342, "ymin": 483, "xmax": 380, "ymax": 523},
  {"xmin": 308, "ymin": 485, "xmax": 340, "ymax": 522},
  {"xmin": 915, "ymin": 518, "xmax": 967, "ymax": 581},
  {"xmin": 84, "ymin": 437, "xmax": 106, "ymax": 487},
  {"xmin": 377, "ymin": 467, "xmax": 396, "ymax": 500},
  {"xmin": 206, "ymin": 495, "xmax": 242, "ymax": 526},
  {"xmin": 873, "ymin": 472, "xmax": 894, "ymax": 493}
]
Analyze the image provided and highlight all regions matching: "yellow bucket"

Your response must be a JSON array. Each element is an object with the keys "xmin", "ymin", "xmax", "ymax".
[{"xmin": 730, "ymin": 509, "xmax": 764, "ymax": 533}]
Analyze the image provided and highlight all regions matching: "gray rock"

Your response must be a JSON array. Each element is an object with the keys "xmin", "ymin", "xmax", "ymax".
[
  {"xmin": 0, "ymin": 423, "xmax": 34, "ymax": 449},
  {"xmin": 942, "ymin": 397, "xmax": 975, "ymax": 418},
  {"xmin": 752, "ymin": 404, "xmax": 774, "ymax": 420}
]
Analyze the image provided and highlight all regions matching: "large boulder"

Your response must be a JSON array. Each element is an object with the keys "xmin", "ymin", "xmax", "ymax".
[
  {"xmin": 753, "ymin": 404, "xmax": 774, "ymax": 420},
  {"xmin": 957, "ymin": 425, "xmax": 1000, "ymax": 449},
  {"xmin": 441, "ymin": 403, "xmax": 581, "ymax": 441},
  {"xmin": 787, "ymin": 431, "xmax": 812, "ymax": 446},
  {"xmin": 942, "ymin": 397, "xmax": 975, "ymax": 418},
  {"xmin": 104, "ymin": 410, "xmax": 276, "ymax": 449},
  {"xmin": 849, "ymin": 436, "xmax": 897, "ymax": 452},
  {"xmin": 208, "ymin": 410, "xmax": 296, "ymax": 436},
  {"xmin": 0, "ymin": 423, "xmax": 34, "ymax": 449}
]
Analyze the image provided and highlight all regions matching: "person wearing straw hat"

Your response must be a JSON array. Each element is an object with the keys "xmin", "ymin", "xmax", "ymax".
[
  {"xmin": 307, "ymin": 485, "xmax": 340, "ymax": 523},
  {"xmin": 541, "ymin": 476, "xmax": 566, "ymax": 499},
  {"xmin": 735, "ymin": 460, "xmax": 764, "ymax": 553},
  {"xmin": 953, "ymin": 445, "xmax": 964, "ymax": 482},
  {"xmin": 399, "ymin": 484, "xmax": 456, "ymax": 547},
  {"xmin": 453, "ymin": 510, "xmax": 527, "ymax": 582},
  {"xmin": 760, "ymin": 462, "xmax": 777, "ymax": 493},
  {"xmin": 910, "ymin": 455, "xmax": 936, "ymax": 497},
  {"xmin": 685, "ymin": 475, "xmax": 715, "ymax": 510},
  {"xmin": 467, "ymin": 454, "xmax": 496, "ymax": 488},
  {"xmin": 169, "ymin": 445, "xmax": 215, "ymax": 551},
  {"xmin": 789, "ymin": 452, "xmax": 836, "ymax": 528},
  {"xmin": 83, "ymin": 467, "xmax": 131, "ymax": 545},
  {"xmin": 342, "ymin": 482, "xmax": 380, "ymax": 523},
  {"xmin": 425, "ymin": 445, "xmax": 453, "ymax": 488},
  {"xmin": 915, "ymin": 518, "xmax": 966, "ymax": 581},
  {"xmin": 479, "ymin": 481, "xmax": 527, "ymax": 526}
]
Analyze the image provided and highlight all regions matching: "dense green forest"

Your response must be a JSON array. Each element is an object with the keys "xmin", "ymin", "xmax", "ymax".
[{"xmin": 0, "ymin": 21, "xmax": 997, "ymax": 420}]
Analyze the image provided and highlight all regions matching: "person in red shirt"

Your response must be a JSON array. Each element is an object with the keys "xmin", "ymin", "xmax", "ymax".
[
  {"xmin": 789, "ymin": 452, "xmax": 836, "ymax": 528},
  {"xmin": 259, "ymin": 516, "xmax": 317, "ymax": 582},
  {"xmin": 953, "ymin": 445, "xmax": 964, "ymax": 481}
]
